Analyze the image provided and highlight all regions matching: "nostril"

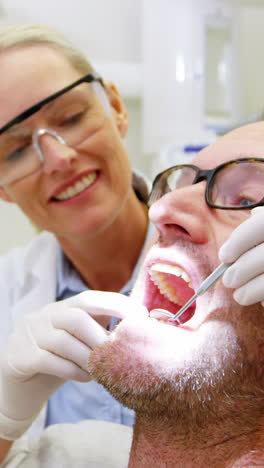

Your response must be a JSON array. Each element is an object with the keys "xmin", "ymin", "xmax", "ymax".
[
  {"xmin": 165, "ymin": 224, "xmax": 189, "ymax": 234},
  {"xmin": 176, "ymin": 225, "xmax": 188, "ymax": 234}
]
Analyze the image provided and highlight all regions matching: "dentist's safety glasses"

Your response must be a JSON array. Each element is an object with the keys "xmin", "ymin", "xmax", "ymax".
[{"xmin": 0, "ymin": 72, "xmax": 110, "ymax": 186}]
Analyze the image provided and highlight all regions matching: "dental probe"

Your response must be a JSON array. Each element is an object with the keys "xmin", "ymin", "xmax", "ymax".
[{"xmin": 150, "ymin": 262, "xmax": 231, "ymax": 322}]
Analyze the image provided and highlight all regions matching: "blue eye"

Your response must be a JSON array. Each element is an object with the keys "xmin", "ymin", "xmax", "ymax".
[{"xmin": 238, "ymin": 198, "xmax": 254, "ymax": 207}]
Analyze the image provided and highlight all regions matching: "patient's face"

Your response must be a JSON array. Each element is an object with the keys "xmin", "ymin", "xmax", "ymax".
[{"xmin": 90, "ymin": 122, "xmax": 264, "ymax": 423}]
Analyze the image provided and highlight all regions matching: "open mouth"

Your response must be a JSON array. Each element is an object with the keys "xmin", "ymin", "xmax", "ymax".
[{"xmin": 144, "ymin": 262, "xmax": 196, "ymax": 325}]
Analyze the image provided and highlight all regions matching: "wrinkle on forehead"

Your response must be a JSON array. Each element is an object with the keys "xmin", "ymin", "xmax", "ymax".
[{"xmin": 192, "ymin": 121, "xmax": 264, "ymax": 169}]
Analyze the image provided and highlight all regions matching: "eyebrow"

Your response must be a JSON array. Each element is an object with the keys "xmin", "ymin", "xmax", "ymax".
[{"xmin": 0, "ymin": 72, "xmax": 102, "ymax": 136}]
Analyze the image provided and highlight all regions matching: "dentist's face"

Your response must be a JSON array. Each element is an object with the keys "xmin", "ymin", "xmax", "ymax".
[
  {"xmin": 90, "ymin": 122, "xmax": 264, "ymax": 422},
  {"xmin": 0, "ymin": 46, "xmax": 131, "ymax": 240}
]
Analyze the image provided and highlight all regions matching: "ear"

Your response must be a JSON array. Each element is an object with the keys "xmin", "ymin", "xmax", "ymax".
[
  {"xmin": 0, "ymin": 186, "xmax": 14, "ymax": 203},
  {"xmin": 104, "ymin": 81, "xmax": 129, "ymax": 138}
]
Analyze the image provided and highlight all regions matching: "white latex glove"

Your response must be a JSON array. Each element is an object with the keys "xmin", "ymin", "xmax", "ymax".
[
  {"xmin": 0, "ymin": 290, "xmax": 147, "ymax": 440},
  {"xmin": 219, "ymin": 207, "xmax": 264, "ymax": 306}
]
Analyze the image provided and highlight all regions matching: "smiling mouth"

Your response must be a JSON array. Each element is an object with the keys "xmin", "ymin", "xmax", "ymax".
[
  {"xmin": 53, "ymin": 171, "xmax": 98, "ymax": 201},
  {"xmin": 145, "ymin": 263, "xmax": 196, "ymax": 325}
]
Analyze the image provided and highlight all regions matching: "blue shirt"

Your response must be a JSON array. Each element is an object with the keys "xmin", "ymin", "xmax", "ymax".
[{"xmin": 45, "ymin": 221, "xmax": 155, "ymax": 428}]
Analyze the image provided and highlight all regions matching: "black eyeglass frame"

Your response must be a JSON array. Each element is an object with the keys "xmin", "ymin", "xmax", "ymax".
[
  {"xmin": 148, "ymin": 157, "xmax": 264, "ymax": 210},
  {"xmin": 0, "ymin": 72, "xmax": 104, "ymax": 136}
]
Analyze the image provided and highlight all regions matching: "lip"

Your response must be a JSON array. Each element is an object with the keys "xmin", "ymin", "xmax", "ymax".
[
  {"xmin": 143, "ymin": 258, "xmax": 197, "ymax": 326},
  {"xmin": 49, "ymin": 169, "xmax": 100, "ymax": 202}
]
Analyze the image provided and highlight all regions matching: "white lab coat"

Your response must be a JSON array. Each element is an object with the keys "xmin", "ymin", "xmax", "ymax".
[
  {"xmin": 0, "ymin": 231, "xmax": 59, "ymax": 466},
  {"xmin": 3, "ymin": 421, "xmax": 132, "ymax": 468}
]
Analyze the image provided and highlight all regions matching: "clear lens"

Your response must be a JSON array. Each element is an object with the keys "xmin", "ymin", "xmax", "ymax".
[
  {"xmin": 149, "ymin": 166, "xmax": 198, "ymax": 205},
  {"xmin": 48, "ymin": 81, "xmax": 105, "ymax": 147},
  {"xmin": 210, "ymin": 161, "xmax": 264, "ymax": 208},
  {"xmin": 0, "ymin": 145, "xmax": 40, "ymax": 185},
  {"xmin": 0, "ymin": 81, "xmax": 106, "ymax": 185}
]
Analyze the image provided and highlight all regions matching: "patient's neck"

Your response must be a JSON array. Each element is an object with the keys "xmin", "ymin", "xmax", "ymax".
[{"xmin": 128, "ymin": 415, "xmax": 264, "ymax": 468}]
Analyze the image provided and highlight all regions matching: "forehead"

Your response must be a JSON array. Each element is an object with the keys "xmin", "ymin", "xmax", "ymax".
[
  {"xmin": 192, "ymin": 122, "xmax": 264, "ymax": 169},
  {"xmin": 0, "ymin": 45, "xmax": 81, "ymax": 127}
]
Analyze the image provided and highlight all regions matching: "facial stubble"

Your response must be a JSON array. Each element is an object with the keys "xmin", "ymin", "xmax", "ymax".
[{"xmin": 89, "ymin": 302, "xmax": 264, "ymax": 433}]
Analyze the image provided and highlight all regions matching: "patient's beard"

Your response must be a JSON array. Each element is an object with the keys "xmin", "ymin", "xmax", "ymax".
[{"xmin": 89, "ymin": 303, "xmax": 264, "ymax": 432}]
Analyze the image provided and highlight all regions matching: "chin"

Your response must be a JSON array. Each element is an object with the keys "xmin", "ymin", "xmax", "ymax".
[
  {"xmin": 90, "ymin": 305, "xmax": 244, "ymax": 425},
  {"xmin": 89, "ymin": 244, "xmax": 264, "ymax": 424}
]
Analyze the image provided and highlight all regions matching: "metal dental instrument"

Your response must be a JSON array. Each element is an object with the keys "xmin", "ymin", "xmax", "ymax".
[{"xmin": 150, "ymin": 262, "xmax": 231, "ymax": 322}]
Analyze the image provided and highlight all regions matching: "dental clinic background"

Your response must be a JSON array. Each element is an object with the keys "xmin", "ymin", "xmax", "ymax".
[{"xmin": 0, "ymin": 0, "xmax": 263, "ymax": 254}]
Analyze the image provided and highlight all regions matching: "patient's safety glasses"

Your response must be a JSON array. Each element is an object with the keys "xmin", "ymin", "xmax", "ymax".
[
  {"xmin": 148, "ymin": 158, "xmax": 264, "ymax": 210},
  {"xmin": 0, "ymin": 72, "xmax": 108, "ymax": 186}
]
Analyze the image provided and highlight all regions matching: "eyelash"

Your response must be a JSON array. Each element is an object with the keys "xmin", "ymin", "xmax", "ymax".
[
  {"xmin": 60, "ymin": 111, "xmax": 85, "ymax": 126},
  {"xmin": 6, "ymin": 144, "xmax": 29, "ymax": 162}
]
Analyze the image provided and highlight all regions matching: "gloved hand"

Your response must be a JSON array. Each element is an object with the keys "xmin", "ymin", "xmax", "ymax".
[
  {"xmin": 219, "ymin": 207, "xmax": 264, "ymax": 306},
  {"xmin": 0, "ymin": 290, "xmax": 147, "ymax": 440}
]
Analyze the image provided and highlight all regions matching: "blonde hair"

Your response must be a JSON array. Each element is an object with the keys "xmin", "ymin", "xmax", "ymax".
[{"xmin": 0, "ymin": 24, "xmax": 94, "ymax": 74}]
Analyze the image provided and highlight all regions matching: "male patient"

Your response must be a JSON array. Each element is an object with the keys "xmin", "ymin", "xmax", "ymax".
[{"xmin": 89, "ymin": 121, "xmax": 264, "ymax": 468}]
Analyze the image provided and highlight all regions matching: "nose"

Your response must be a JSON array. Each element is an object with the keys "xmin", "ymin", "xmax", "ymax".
[
  {"xmin": 149, "ymin": 182, "xmax": 210, "ymax": 245},
  {"xmin": 33, "ymin": 128, "xmax": 77, "ymax": 174}
]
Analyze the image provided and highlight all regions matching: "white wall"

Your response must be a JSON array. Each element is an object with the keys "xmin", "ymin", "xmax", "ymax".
[
  {"xmin": 237, "ymin": 5, "xmax": 264, "ymax": 120},
  {"xmin": 1, "ymin": 0, "xmax": 141, "ymax": 62}
]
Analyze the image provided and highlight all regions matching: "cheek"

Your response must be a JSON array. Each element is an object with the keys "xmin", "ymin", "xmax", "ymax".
[
  {"xmin": 215, "ymin": 209, "xmax": 250, "ymax": 229},
  {"xmin": 86, "ymin": 126, "xmax": 131, "ymax": 180},
  {"xmin": 130, "ymin": 266, "xmax": 149, "ymax": 305},
  {"xmin": 0, "ymin": 187, "xmax": 13, "ymax": 203},
  {"xmin": 3, "ymin": 179, "xmax": 44, "ymax": 219},
  {"xmin": 0, "ymin": 187, "xmax": 22, "ymax": 204},
  {"xmin": 93, "ymin": 118, "xmax": 125, "ymax": 151},
  {"xmin": 207, "ymin": 211, "xmax": 246, "ymax": 253}
]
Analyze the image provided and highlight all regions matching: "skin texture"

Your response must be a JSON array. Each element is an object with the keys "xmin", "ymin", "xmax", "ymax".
[{"xmin": 90, "ymin": 122, "xmax": 264, "ymax": 467}]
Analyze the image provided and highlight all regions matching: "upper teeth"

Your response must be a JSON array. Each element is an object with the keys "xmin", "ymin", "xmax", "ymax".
[
  {"xmin": 150, "ymin": 263, "xmax": 193, "ymax": 305},
  {"xmin": 151, "ymin": 263, "xmax": 191, "ymax": 284},
  {"xmin": 55, "ymin": 172, "xmax": 97, "ymax": 200}
]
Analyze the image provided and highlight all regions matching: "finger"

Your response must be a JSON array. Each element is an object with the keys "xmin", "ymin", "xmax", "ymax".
[
  {"xmin": 251, "ymin": 207, "xmax": 264, "ymax": 216},
  {"xmin": 233, "ymin": 273, "xmax": 264, "ymax": 306},
  {"xmin": 36, "ymin": 327, "xmax": 93, "ymax": 372},
  {"xmin": 219, "ymin": 211, "xmax": 264, "ymax": 263},
  {"xmin": 65, "ymin": 291, "xmax": 148, "ymax": 320},
  {"xmin": 34, "ymin": 348, "xmax": 91, "ymax": 382},
  {"xmin": 51, "ymin": 307, "xmax": 108, "ymax": 349},
  {"xmin": 222, "ymin": 243, "xmax": 264, "ymax": 288}
]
